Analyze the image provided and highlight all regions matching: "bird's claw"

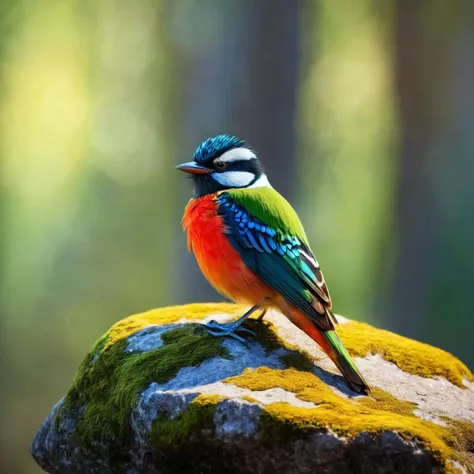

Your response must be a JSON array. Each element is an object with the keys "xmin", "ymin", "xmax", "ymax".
[
  {"xmin": 193, "ymin": 320, "xmax": 255, "ymax": 345},
  {"xmin": 204, "ymin": 329, "xmax": 249, "ymax": 345},
  {"xmin": 194, "ymin": 319, "xmax": 219, "ymax": 335}
]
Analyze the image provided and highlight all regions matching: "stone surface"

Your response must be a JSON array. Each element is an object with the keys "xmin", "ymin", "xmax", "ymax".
[{"xmin": 31, "ymin": 303, "xmax": 474, "ymax": 474}]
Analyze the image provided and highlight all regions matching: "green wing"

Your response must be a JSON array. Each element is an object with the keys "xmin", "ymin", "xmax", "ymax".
[
  {"xmin": 218, "ymin": 187, "xmax": 335, "ymax": 331},
  {"xmin": 227, "ymin": 187, "xmax": 309, "ymax": 244}
]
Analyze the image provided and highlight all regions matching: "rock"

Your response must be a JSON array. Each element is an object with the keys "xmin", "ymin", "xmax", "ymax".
[{"xmin": 31, "ymin": 303, "xmax": 474, "ymax": 474}]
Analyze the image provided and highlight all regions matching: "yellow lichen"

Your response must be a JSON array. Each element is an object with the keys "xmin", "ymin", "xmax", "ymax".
[
  {"xmin": 106, "ymin": 303, "xmax": 246, "ymax": 347},
  {"xmin": 225, "ymin": 367, "xmax": 472, "ymax": 471},
  {"xmin": 337, "ymin": 321, "xmax": 473, "ymax": 388},
  {"xmin": 446, "ymin": 419, "xmax": 474, "ymax": 469},
  {"xmin": 225, "ymin": 368, "xmax": 419, "ymax": 418},
  {"xmin": 193, "ymin": 393, "xmax": 225, "ymax": 407},
  {"xmin": 241, "ymin": 395, "xmax": 260, "ymax": 404},
  {"xmin": 359, "ymin": 387, "xmax": 416, "ymax": 417}
]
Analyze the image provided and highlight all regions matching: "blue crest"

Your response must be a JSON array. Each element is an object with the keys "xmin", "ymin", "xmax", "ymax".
[{"xmin": 194, "ymin": 134, "xmax": 246, "ymax": 163}]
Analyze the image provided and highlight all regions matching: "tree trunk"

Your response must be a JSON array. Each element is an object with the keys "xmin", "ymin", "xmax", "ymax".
[{"xmin": 383, "ymin": 0, "xmax": 474, "ymax": 366}]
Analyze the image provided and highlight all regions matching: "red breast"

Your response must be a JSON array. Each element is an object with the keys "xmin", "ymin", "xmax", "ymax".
[{"xmin": 182, "ymin": 195, "xmax": 275, "ymax": 305}]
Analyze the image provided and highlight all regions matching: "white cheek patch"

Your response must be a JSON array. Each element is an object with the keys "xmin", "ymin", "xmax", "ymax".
[
  {"xmin": 211, "ymin": 171, "xmax": 255, "ymax": 188},
  {"xmin": 249, "ymin": 174, "xmax": 272, "ymax": 188},
  {"xmin": 218, "ymin": 147, "xmax": 256, "ymax": 163}
]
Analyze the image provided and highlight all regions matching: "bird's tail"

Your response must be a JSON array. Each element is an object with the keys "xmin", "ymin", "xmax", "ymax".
[
  {"xmin": 322, "ymin": 330, "xmax": 370, "ymax": 394},
  {"xmin": 276, "ymin": 300, "xmax": 370, "ymax": 393}
]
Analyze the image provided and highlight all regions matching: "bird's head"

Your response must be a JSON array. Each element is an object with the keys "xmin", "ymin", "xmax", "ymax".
[{"xmin": 177, "ymin": 134, "xmax": 271, "ymax": 196}]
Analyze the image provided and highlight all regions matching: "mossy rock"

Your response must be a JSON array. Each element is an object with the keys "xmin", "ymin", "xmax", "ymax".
[{"xmin": 31, "ymin": 303, "xmax": 474, "ymax": 474}]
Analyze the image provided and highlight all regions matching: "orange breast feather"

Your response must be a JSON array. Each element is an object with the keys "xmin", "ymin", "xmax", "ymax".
[{"xmin": 182, "ymin": 195, "xmax": 274, "ymax": 305}]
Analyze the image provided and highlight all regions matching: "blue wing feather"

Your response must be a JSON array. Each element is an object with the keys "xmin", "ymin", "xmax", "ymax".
[{"xmin": 218, "ymin": 193, "xmax": 334, "ymax": 331}]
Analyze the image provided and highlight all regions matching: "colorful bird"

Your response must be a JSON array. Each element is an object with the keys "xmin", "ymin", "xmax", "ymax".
[{"xmin": 177, "ymin": 134, "xmax": 369, "ymax": 393}]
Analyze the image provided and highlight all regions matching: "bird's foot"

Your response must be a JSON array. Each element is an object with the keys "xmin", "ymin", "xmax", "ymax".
[
  {"xmin": 194, "ymin": 319, "xmax": 255, "ymax": 345},
  {"xmin": 194, "ymin": 305, "xmax": 264, "ymax": 345},
  {"xmin": 256, "ymin": 308, "xmax": 267, "ymax": 322}
]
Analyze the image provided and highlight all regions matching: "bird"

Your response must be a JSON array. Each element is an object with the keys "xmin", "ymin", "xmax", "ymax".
[{"xmin": 176, "ymin": 134, "xmax": 369, "ymax": 394}]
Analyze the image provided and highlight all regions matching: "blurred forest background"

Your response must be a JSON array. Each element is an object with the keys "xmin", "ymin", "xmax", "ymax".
[{"xmin": 1, "ymin": 0, "xmax": 474, "ymax": 472}]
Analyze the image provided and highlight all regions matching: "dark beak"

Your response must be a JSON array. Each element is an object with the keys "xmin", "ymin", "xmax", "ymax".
[{"xmin": 176, "ymin": 161, "xmax": 212, "ymax": 175}]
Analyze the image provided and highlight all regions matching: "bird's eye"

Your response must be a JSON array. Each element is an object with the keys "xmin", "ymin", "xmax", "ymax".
[{"xmin": 214, "ymin": 160, "xmax": 227, "ymax": 171}]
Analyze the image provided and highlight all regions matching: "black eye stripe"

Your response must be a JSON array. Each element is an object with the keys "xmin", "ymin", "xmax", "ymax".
[
  {"xmin": 210, "ymin": 157, "xmax": 261, "ymax": 175},
  {"xmin": 192, "ymin": 156, "xmax": 265, "ymax": 196},
  {"xmin": 225, "ymin": 158, "xmax": 259, "ymax": 173}
]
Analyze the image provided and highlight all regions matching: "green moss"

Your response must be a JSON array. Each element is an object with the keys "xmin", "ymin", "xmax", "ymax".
[
  {"xmin": 57, "ymin": 326, "xmax": 231, "ymax": 447},
  {"xmin": 337, "ymin": 321, "xmax": 473, "ymax": 388},
  {"xmin": 225, "ymin": 367, "xmax": 474, "ymax": 471},
  {"xmin": 149, "ymin": 394, "xmax": 222, "ymax": 447},
  {"xmin": 279, "ymin": 351, "xmax": 316, "ymax": 372},
  {"xmin": 241, "ymin": 318, "xmax": 282, "ymax": 353}
]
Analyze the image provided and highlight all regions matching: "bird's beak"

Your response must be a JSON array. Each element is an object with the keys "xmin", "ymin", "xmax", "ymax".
[{"xmin": 176, "ymin": 161, "xmax": 212, "ymax": 175}]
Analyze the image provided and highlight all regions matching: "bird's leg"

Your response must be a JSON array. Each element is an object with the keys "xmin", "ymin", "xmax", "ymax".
[
  {"xmin": 256, "ymin": 308, "xmax": 267, "ymax": 322},
  {"xmin": 194, "ymin": 305, "xmax": 260, "ymax": 344}
]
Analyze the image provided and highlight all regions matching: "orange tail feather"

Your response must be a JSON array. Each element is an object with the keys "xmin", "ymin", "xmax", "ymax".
[{"xmin": 278, "ymin": 303, "xmax": 369, "ymax": 393}]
